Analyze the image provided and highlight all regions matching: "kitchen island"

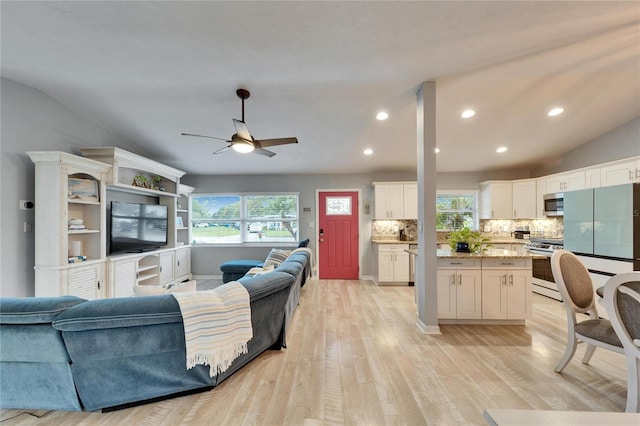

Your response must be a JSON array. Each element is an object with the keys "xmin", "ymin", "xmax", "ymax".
[{"xmin": 407, "ymin": 247, "xmax": 543, "ymax": 325}]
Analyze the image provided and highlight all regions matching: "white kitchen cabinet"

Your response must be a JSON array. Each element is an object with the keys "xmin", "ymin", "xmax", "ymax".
[
  {"xmin": 512, "ymin": 179, "xmax": 537, "ymax": 218},
  {"xmin": 481, "ymin": 258, "xmax": 532, "ymax": 320},
  {"xmin": 585, "ymin": 166, "xmax": 601, "ymax": 188},
  {"xmin": 479, "ymin": 181, "xmax": 513, "ymax": 219},
  {"xmin": 403, "ymin": 183, "xmax": 418, "ymax": 220},
  {"xmin": 437, "ymin": 258, "xmax": 482, "ymax": 319},
  {"xmin": 373, "ymin": 243, "xmax": 409, "ymax": 285},
  {"xmin": 536, "ymin": 177, "xmax": 547, "ymax": 218},
  {"xmin": 373, "ymin": 183, "xmax": 405, "ymax": 219},
  {"xmin": 599, "ymin": 157, "xmax": 640, "ymax": 186},
  {"xmin": 545, "ymin": 170, "xmax": 585, "ymax": 193}
]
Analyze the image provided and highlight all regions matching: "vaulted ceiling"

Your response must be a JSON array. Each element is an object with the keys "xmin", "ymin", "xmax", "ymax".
[{"xmin": 2, "ymin": 1, "xmax": 638, "ymax": 175}]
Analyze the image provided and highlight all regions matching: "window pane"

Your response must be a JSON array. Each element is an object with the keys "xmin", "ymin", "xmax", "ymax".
[
  {"xmin": 245, "ymin": 221, "xmax": 298, "ymax": 242},
  {"xmin": 191, "ymin": 221, "xmax": 241, "ymax": 244},
  {"xmin": 326, "ymin": 196, "xmax": 351, "ymax": 215},
  {"xmin": 436, "ymin": 193, "xmax": 476, "ymax": 231},
  {"xmin": 247, "ymin": 195, "xmax": 297, "ymax": 220}
]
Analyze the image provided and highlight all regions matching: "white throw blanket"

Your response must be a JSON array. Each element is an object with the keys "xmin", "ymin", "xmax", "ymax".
[{"xmin": 172, "ymin": 281, "xmax": 253, "ymax": 377}]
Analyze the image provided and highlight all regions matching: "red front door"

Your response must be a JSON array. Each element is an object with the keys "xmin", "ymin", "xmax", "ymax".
[{"xmin": 318, "ymin": 191, "xmax": 359, "ymax": 279}]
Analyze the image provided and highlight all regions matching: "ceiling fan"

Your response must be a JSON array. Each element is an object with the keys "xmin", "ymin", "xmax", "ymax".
[{"xmin": 181, "ymin": 89, "xmax": 298, "ymax": 157}]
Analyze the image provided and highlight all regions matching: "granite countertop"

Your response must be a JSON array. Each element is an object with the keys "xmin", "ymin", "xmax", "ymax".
[
  {"xmin": 404, "ymin": 247, "xmax": 543, "ymax": 259},
  {"xmin": 436, "ymin": 247, "xmax": 544, "ymax": 259},
  {"xmin": 372, "ymin": 239, "xmax": 418, "ymax": 244}
]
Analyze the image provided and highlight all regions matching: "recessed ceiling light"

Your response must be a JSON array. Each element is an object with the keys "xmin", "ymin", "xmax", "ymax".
[
  {"xmin": 496, "ymin": 146, "xmax": 508, "ymax": 153},
  {"xmin": 548, "ymin": 107, "xmax": 564, "ymax": 117},
  {"xmin": 461, "ymin": 109, "xmax": 475, "ymax": 119},
  {"xmin": 434, "ymin": 148, "xmax": 440, "ymax": 153},
  {"xmin": 363, "ymin": 148, "xmax": 373, "ymax": 155},
  {"xmin": 376, "ymin": 112, "xmax": 389, "ymax": 121}
]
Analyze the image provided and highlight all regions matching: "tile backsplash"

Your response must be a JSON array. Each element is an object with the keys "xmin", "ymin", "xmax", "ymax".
[
  {"xmin": 372, "ymin": 220, "xmax": 417, "ymax": 240},
  {"xmin": 372, "ymin": 217, "xmax": 563, "ymax": 240},
  {"xmin": 479, "ymin": 217, "xmax": 563, "ymax": 238}
]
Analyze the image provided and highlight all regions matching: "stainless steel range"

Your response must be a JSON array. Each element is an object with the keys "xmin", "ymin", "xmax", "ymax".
[{"xmin": 525, "ymin": 238, "xmax": 564, "ymax": 300}]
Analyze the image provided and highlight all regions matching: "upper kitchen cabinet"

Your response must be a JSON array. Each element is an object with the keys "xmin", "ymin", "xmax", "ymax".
[
  {"xmin": 373, "ymin": 182, "xmax": 405, "ymax": 219},
  {"xmin": 545, "ymin": 170, "xmax": 585, "ymax": 193},
  {"xmin": 599, "ymin": 157, "xmax": 640, "ymax": 186},
  {"xmin": 403, "ymin": 183, "xmax": 418, "ymax": 220},
  {"xmin": 512, "ymin": 179, "xmax": 537, "ymax": 218},
  {"xmin": 479, "ymin": 181, "xmax": 513, "ymax": 219}
]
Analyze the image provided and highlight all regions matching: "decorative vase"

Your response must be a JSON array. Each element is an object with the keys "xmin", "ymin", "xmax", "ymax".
[{"xmin": 455, "ymin": 242, "xmax": 470, "ymax": 253}]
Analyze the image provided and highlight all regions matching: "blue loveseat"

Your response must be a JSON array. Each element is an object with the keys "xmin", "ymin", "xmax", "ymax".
[{"xmin": 0, "ymin": 250, "xmax": 310, "ymax": 412}]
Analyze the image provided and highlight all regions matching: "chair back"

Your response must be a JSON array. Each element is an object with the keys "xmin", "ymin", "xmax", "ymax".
[
  {"xmin": 551, "ymin": 250, "xmax": 596, "ymax": 315},
  {"xmin": 604, "ymin": 272, "xmax": 640, "ymax": 355}
]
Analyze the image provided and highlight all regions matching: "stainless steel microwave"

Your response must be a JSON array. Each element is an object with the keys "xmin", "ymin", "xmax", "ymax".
[{"xmin": 543, "ymin": 192, "xmax": 564, "ymax": 216}]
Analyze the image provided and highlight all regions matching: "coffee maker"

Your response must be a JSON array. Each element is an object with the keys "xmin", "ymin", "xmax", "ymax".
[{"xmin": 513, "ymin": 226, "xmax": 530, "ymax": 239}]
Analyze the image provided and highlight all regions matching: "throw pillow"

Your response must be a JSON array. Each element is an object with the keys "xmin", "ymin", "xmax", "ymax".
[
  {"xmin": 263, "ymin": 248, "xmax": 291, "ymax": 268},
  {"xmin": 297, "ymin": 238, "xmax": 310, "ymax": 248}
]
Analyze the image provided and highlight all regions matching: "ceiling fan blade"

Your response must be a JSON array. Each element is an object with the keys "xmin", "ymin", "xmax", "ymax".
[
  {"xmin": 255, "ymin": 137, "xmax": 299, "ymax": 148},
  {"xmin": 212, "ymin": 145, "xmax": 232, "ymax": 155},
  {"xmin": 252, "ymin": 148, "xmax": 276, "ymax": 157},
  {"xmin": 233, "ymin": 119, "xmax": 253, "ymax": 142},
  {"xmin": 181, "ymin": 132, "xmax": 229, "ymax": 142}
]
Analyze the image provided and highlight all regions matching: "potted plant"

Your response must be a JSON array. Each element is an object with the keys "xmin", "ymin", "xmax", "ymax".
[
  {"xmin": 151, "ymin": 175, "xmax": 162, "ymax": 190},
  {"xmin": 132, "ymin": 174, "xmax": 148, "ymax": 188},
  {"xmin": 447, "ymin": 227, "xmax": 492, "ymax": 253}
]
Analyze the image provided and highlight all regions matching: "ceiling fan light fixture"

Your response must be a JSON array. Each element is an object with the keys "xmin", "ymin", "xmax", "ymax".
[
  {"xmin": 461, "ymin": 109, "xmax": 476, "ymax": 119},
  {"xmin": 548, "ymin": 107, "xmax": 564, "ymax": 117},
  {"xmin": 363, "ymin": 148, "xmax": 373, "ymax": 155},
  {"xmin": 232, "ymin": 141, "xmax": 255, "ymax": 154},
  {"xmin": 376, "ymin": 111, "xmax": 389, "ymax": 121}
]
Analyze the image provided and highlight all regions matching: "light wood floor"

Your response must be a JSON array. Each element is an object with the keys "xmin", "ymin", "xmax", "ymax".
[{"xmin": 1, "ymin": 279, "xmax": 628, "ymax": 425}]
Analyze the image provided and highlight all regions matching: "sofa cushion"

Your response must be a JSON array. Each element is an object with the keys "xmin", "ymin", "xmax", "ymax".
[
  {"xmin": 220, "ymin": 259, "xmax": 264, "ymax": 273},
  {"xmin": 263, "ymin": 249, "xmax": 291, "ymax": 268},
  {"xmin": 0, "ymin": 296, "xmax": 86, "ymax": 325},
  {"xmin": 53, "ymin": 295, "xmax": 183, "ymax": 332}
]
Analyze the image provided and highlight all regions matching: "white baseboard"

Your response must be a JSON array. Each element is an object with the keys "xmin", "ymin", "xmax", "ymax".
[
  {"xmin": 360, "ymin": 275, "xmax": 374, "ymax": 282},
  {"xmin": 416, "ymin": 319, "xmax": 441, "ymax": 334}
]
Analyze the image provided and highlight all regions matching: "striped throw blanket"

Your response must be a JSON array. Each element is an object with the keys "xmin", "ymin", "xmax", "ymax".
[{"xmin": 172, "ymin": 281, "xmax": 253, "ymax": 377}]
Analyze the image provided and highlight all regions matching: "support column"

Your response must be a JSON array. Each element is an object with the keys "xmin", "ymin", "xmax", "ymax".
[{"xmin": 416, "ymin": 81, "xmax": 440, "ymax": 334}]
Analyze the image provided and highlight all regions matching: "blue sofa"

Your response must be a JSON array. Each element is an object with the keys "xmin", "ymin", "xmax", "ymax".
[{"xmin": 0, "ymin": 250, "xmax": 310, "ymax": 412}]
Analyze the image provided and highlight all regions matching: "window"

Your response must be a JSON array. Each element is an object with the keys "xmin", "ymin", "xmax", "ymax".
[
  {"xmin": 436, "ymin": 191, "xmax": 478, "ymax": 230},
  {"xmin": 191, "ymin": 193, "xmax": 299, "ymax": 244}
]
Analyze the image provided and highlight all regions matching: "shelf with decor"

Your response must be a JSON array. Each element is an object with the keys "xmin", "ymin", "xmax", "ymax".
[
  {"xmin": 28, "ymin": 151, "xmax": 111, "ymax": 298},
  {"xmin": 175, "ymin": 184, "xmax": 195, "ymax": 247},
  {"xmin": 80, "ymin": 147, "xmax": 184, "ymax": 196}
]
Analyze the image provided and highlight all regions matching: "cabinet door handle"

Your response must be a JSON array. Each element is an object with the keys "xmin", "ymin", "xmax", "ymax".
[
  {"xmin": 502, "ymin": 274, "xmax": 507, "ymax": 286},
  {"xmin": 97, "ymin": 280, "xmax": 101, "ymax": 290},
  {"xmin": 514, "ymin": 209, "xmax": 516, "ymax": 218},
  {"xmin": 451, "ymin": 273, "xmax": 456, "ymax": 286},
  {"xmin": 509, "ymin": 274, "xmax": 513, "ymax": 286},
  {"xmin": 458, "ymin": 274, "xmax": 462, "ymax": 286},
  {"xmin": 450, "ymin": 262, "xmax": 463, "ymax": 265},
  {"xmin": 636, "ymin": 169, "xmax": 640, "ymax": 180},
  {"xmin": 630, "ymin": 170, "xmax": 634, "ymax": 181}
]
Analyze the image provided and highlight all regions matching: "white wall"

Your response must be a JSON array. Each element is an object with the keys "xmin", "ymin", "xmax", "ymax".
[
  {"xmin": 532, "ymin": 116, "xmax": 640, "ymax": 177},
  {"xmin": 0, "ymin": 78, "xmax": 129, "ymax": 296}
]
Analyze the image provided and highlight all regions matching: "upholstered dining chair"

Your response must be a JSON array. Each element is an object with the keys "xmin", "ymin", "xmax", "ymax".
[
  {"xmin": 550, "ymin": 250, "xmax": 623, "ymax": 373},
  {"xmin": 604, "ymin": 272, "xmax": 640, "ymax": 413}
]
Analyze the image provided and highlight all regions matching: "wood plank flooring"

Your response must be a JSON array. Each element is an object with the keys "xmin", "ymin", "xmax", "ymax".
[{"xmin": 1, "ymin": 278, "xmax": 628, "ymax": 425}]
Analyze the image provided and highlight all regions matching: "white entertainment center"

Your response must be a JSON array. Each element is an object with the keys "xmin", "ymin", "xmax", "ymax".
[{"xmin": 28, "ymin": 147, "xmax": 195, "ymax": 299}]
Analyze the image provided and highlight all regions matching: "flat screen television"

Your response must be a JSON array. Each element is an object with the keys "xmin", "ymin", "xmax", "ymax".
[{"xmin": 110, "ymin": 201, "xmax": 168, "ymax": 254}]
